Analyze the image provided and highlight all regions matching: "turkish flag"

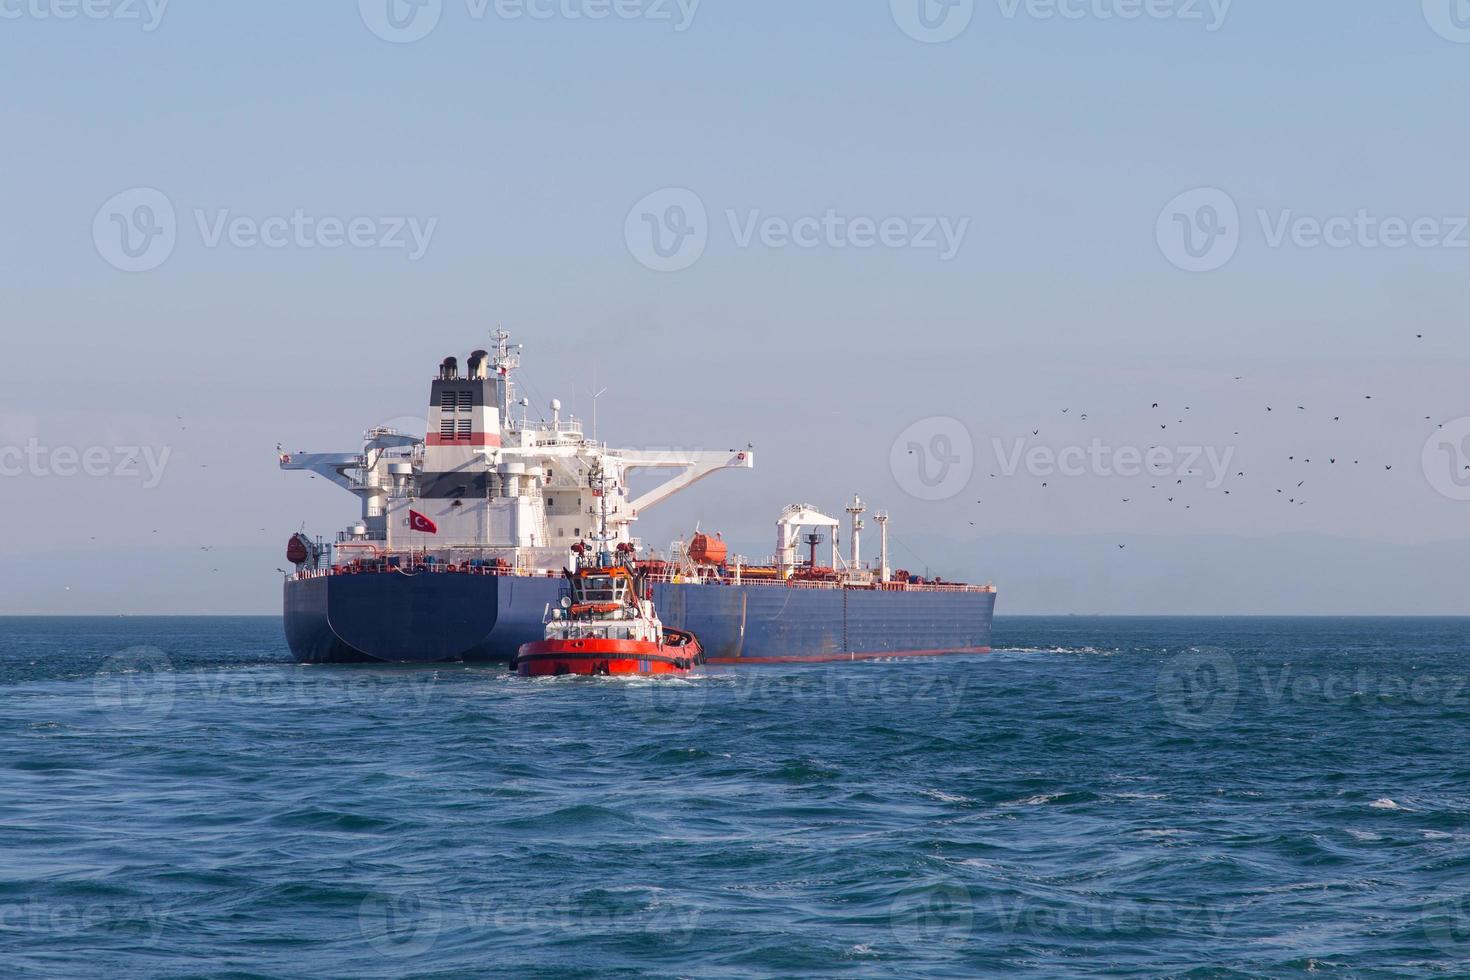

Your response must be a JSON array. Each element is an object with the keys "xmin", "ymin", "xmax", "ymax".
[{"xmin": 408, "ymin": 510, "xmax": 438, "ymax": 534}]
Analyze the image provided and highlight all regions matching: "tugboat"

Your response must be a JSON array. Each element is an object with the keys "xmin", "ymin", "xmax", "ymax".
[{"xmin": 513, "ymin": 464, "xmax": 705, "ymax": 677}]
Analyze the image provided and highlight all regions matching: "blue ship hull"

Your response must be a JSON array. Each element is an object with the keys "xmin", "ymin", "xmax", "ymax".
[{"xmin": 283, "ymin": 575, "xmax": 995, "ymax": 664}]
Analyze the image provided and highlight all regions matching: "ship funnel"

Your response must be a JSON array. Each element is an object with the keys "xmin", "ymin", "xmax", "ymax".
[
  {"xmin": 468, "ymin": 350, "xmax": 489, "ymax": 380},
  {"xmin": 440, "ymin": 356, "xmax": 459, "ymax": 380}
]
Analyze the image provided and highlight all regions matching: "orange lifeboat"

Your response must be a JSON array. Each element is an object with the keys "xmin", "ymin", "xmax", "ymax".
[{"xmin": 689, "ymin": 532, "xmax": 727, "ymax": 566}]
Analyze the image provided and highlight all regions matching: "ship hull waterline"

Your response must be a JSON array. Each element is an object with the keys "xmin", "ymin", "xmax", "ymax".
[{"xmin": 284, "ymin": 574, "xmax": 996, "ymax": 665}]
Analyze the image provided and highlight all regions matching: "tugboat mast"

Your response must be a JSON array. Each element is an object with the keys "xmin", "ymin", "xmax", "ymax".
[{"xmin": 590, "ymin": 459, "xmax": 615, "ymax": 569}]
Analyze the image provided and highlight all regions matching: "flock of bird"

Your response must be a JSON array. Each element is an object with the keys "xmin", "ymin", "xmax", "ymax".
[{"xmin": 965, "ymin": 335, "xmax": 1446, "ymax": 550}]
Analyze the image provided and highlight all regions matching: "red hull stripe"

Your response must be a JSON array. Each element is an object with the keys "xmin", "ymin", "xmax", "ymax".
[
  {"xmin": 518, "ymin": 651, "xmax": 689, "ymax": 667},
  {"xmin": 518, "ymin": 660, "xmax": 688, "ymax": 677},
  {"xmin": 426, "ymin": 434, "xmax": 502, "ymax": 447},
  {"xmin": 517, "ymin": 639, "xmax": 701, "ymax": 667},
  {"xmin": 706, "ymin": 646, "xmax": 991, "ymax": 665}
]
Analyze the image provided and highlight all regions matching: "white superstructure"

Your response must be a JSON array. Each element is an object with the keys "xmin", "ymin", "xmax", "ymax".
[{"xmin": 279, "ymin": 332, "xmax": 754, "ymax": 570}]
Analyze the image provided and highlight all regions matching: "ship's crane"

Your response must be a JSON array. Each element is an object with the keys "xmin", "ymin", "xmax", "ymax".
[{"xmin": 775, "ymin": 504, "xmax": 841, "ymax": 578}]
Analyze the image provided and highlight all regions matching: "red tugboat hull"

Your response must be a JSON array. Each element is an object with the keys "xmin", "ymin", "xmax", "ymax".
[{"xmin": 515, "ymin": 634, "xmax": 704, "ymax": 677}]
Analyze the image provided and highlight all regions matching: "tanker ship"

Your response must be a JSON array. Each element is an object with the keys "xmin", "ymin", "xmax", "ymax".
[{"xmin": 279, "ymin": 332, "xmax": 996, "ymax": 664}]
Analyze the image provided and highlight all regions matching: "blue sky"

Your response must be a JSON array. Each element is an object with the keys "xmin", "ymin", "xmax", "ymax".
[{"xmin": 4, "ymin": 1, "xmax": 1470, "ymax": 611}]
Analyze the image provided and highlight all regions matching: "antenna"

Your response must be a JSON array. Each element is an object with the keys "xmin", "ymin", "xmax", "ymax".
[
  {"xmin": 592, "ymin": 387, "xmax": 608, "ymax": 445},
  {"xmin": 491, "ymin": 328, "xmax": 521, "ymax": 421}
]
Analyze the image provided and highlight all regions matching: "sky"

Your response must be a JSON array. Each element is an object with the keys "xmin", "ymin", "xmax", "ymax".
[{"xmin": 3, "ymin": 0, "xmax": 1470, "ymax": 613}]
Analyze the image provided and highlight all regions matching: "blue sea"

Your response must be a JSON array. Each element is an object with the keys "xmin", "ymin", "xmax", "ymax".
[{"xmin": 2, "ymin": 617, "xmax": 1469, "ymax": 978}]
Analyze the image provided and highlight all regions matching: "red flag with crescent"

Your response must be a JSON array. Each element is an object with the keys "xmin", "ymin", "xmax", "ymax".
[{"xmin": 408, "ymin": 510, "xmax": 438, "ymax": 534}]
